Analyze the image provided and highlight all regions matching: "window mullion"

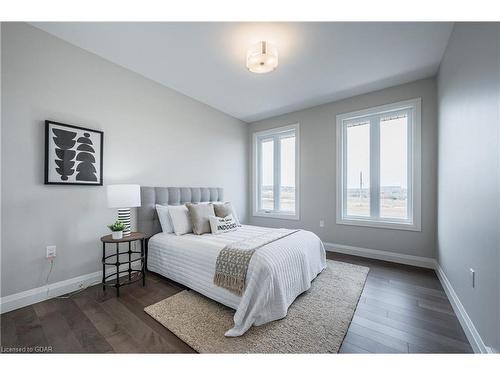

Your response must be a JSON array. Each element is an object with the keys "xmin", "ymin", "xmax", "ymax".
[
  {"xmin": 342, "ymin": 123, "xmax": 348, "ymax": 218},
  {"xmin": 370, "ymin": 117, "xmax": 380, "ymax": 219},
  {"xmin": 274, "ymin": 135, "xmax": 281, "ymax": 212},
  {"xmin": 407, "ymin": 110, "xmax": 414, "ymax": 221},
  {"xmin": 257, "ymin": 138, "xmax": 262, "ymax": 212}
]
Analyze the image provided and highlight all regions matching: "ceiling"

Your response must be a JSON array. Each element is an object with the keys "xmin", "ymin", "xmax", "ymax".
[{"xmin": 31, "ymin": 22, "xmax": 453, "ymax": 123}]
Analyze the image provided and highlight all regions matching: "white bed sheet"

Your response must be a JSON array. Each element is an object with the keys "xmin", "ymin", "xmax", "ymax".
[{"xmin": 147, "ymin": 225, "xmax": 326, "ymax": 336}]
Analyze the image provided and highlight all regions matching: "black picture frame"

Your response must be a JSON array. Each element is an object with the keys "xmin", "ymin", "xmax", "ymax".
[{"xmin": 44, "ymin": 120, "xmax": 104, "ymax": 186}]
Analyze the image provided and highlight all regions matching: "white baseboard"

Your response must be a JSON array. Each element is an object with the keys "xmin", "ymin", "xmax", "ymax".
[
  {"xmin": 2, "ymin": 242, "xmax": 495, "ymax": 354},
  {"xmin": 0, "ymin": 262, "xmax": 142, "ymax": 314},
  {"xmin": 324, "ymin": 241, "xmax": 495, "ymax": 353},
  {"xmin": 434, "ymin": 263, "xmax": 494, "ymax": 354},
  {"xmin": 0, "ymin": 270, "xmax": 102, "ymax": 314},
  {"xmin": 324, "ymin": 242, "xmax": 437, "ymax": 269}
]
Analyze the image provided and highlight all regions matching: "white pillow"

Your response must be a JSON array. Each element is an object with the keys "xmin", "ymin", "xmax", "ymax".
[
  {"xmin": 168, "ymin": 205, "xmax": 193, "ymax": 235},
  {"xmin": 227, "ymin": 202, "xmax": 241, "ymax": 226},
  {"xmin": 155, "ymin": 204, "xmax": 174, "ymax": 233},
  {"xmin": 209, "ymin": 214, "xmax": 238, "ymax": 235}
]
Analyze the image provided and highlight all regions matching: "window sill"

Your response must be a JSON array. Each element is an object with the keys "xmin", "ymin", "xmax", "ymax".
[
  {"xmin": 336, "ymin": 217, "xmax": 421, "ymax": 232},
  {"xmin": 253, "ymin": 211, "xmax": 300, "ymax": 221}
]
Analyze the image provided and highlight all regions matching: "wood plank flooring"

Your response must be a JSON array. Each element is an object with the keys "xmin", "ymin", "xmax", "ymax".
[{"xmin": 0, "ymin": 252, "xmax": 473, "ymax": 353}]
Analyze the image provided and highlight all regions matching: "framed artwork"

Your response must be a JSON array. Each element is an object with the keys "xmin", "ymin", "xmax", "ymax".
[{"xmin": 44, "ymin": 120, "xmax": 103, "ymax": 185}]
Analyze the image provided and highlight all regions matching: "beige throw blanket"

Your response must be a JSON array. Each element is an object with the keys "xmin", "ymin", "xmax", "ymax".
[{"xmin": 214, "ymin": 229, "xmax": 299, "ymax": 295}]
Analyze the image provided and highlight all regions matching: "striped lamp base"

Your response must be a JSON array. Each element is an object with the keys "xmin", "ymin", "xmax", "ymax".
[{"xmin": 117, "ymin": 208, "xmax": 132, "ymax": 236}]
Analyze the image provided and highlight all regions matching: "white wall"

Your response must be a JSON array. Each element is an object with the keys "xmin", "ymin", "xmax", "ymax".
[
  {"xmin": 0, "ymin": 23, "xmax": 3, "ymax": 298},
  {"xmin": 437, "ymin": 23, "xmax": 500, "ymax": 352},
  {"xmin": 1, "ymin": 23, "xmax": 248, "ymax": 297},
  {"xmin": 248, "ymin": 78, "xmax": 437, "ymax": 259}
]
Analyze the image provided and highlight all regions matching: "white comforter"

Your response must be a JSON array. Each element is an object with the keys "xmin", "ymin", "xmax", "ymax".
[{"xmin": 147, "ymin": 225, "xmax": 326, "ymax": 336}]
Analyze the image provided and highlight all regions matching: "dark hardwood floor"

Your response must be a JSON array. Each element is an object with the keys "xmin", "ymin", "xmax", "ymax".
[{"xmin": 0, "ymin": 252, "xmax": 473, "ymax": 353}]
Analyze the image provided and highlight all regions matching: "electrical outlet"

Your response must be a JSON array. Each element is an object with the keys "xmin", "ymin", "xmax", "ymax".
[
  {"xmin": 46, "ymin": 245, "xmax": 56, "ymax": 259},
  {"xmin": 470, "ymin": 268, "xmax": 475, "ymax": 288},
  {"xmin": 319, "ymin": 220, "xmax": 325, "ymax": 228}
]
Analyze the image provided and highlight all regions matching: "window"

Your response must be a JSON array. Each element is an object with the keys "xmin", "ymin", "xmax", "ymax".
[
  {"xmin": 336, "ymin": 99, "xmax": 421, "ymax": 231},
  {"xmin": 253, "ymin": 124, "xmax": 299, "ymax": 219}
]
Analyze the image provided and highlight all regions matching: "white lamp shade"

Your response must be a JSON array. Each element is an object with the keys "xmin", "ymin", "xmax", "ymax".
[{"xmin": 107, "ymin": 184, "xmax": 141, "ymax": 208}]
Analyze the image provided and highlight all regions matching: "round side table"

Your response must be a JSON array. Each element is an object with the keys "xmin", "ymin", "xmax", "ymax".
[{"xmin": 100, "ymin": 232, "xmax": 146, "ymax": 297}]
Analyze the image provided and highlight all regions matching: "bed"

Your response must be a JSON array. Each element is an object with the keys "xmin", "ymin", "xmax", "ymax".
[{"xmin": 138, "ymin": 187, "xmax": 326, "ymax": 336}]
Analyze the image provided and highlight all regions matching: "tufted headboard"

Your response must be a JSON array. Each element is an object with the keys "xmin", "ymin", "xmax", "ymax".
[{"xmin": 137, "ymin": 187, "xmax": 224, "ymax": 237}]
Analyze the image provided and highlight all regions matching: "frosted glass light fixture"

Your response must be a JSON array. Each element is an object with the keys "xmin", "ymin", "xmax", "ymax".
[{"xmin": 246, "ymin": 41, "xmax": 278, "ymax": 74}]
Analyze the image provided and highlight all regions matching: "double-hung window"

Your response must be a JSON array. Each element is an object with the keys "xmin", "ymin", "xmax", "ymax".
[
  {"xmin": 336, "ymin": 98, "xmax": 421, "ymax": 231},
  {"xmin": 253, "ymin": 124, "xmax": 299, "ymax": 220}
]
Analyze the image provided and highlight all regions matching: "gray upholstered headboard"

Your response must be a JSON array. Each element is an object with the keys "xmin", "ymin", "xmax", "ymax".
[{"xmin": 137, "ymin": 187, "xmax": 224, "ymax": 237}]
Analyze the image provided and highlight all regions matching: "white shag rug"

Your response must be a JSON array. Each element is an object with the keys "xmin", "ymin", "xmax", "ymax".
[{"xmin": 144, "ymin": 259, "xmax": 369, "ymax": 353}]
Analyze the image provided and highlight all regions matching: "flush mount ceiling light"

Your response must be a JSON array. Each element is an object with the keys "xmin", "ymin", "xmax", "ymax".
[{"xmin": 246, "ymin": 41, "xmax": 278, "ymax": 74}]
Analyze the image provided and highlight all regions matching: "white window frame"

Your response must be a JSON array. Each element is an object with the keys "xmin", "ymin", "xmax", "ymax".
[
  {"xmin": 336, "ymin": 98, "xmax": 421, "ymax": 231},
  {"xmin": 252, "ymin": 123, "xmax": 300, "ymax": 220}
]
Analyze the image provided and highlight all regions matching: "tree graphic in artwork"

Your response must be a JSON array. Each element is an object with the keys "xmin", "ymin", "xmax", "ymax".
[
  {"xmin": 76, "ymin": 132, "xmax": 97, "ymax": 182},
  {"xmin": 52, "ymin": 128, "xmax": 77, "ymax": 181}
]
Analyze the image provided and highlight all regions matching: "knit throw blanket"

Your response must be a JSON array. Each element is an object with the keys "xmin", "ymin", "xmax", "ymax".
[{"xmin": 214, "ymin": 229, "xmax": 299, "ymax": 295}]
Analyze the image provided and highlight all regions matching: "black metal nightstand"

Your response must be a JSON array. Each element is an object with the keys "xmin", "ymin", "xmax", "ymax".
[{"xmin": 100, "ymin": 232, "xmax": 146, "ymax": 297}]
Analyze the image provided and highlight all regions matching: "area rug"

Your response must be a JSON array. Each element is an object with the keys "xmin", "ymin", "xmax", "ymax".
[{"xmin": 144, "ymin": 259, "xmax": 369, "ymax": 353}]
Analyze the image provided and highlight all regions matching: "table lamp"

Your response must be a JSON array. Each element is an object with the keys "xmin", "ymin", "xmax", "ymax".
[{"xmin": 106, "ymin": 184, "xmax": 141, "ymax": 236}]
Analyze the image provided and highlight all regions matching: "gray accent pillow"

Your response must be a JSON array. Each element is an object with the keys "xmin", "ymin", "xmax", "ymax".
[
  {"xmin": 186, "ymin": 203, "xmax": 215, "ymax": 235},
  {"xmin": 213, "ymin": 202, "xmax": 241, "ymax": 226}
]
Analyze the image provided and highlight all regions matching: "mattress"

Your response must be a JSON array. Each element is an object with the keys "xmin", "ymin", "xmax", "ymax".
[{"xmin": 147, "ymin": 224, "xmax": 326, "ymax": 336}]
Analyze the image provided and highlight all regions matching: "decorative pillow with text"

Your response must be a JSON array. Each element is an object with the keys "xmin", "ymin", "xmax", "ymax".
[
  {"xmin": 209, "ymin": 214, "xmax": 238, "ymax": 235},
  {"xmin": 213, "ymin": 202, "xmax": 241, "ymax": 226}
]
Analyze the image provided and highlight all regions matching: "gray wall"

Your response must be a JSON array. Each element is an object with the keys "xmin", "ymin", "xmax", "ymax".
[
  {"xmin": 1, "ymin": 23, "xmax": 248, "ymax": 297},
  {"xmin": 248, "ymin": 78, "xmax": 437, "ymax": 258},
  {"xmin": 437, "ymin": 23, "xmax": 500, "ymax": 352}
]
